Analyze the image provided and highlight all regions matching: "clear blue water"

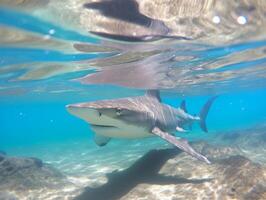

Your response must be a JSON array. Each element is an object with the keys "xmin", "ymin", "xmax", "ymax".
[
  {"xmin": 0, "ymin": 4, "xmax": 266, "ymax": 200},
  {"xmin": 1, "ymin": 89, "xmax": 266, "ymax": 150}
]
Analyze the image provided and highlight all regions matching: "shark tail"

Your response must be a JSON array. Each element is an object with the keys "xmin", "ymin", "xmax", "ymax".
[{"xmin": 199, "ymin": 96, "xmax": 218, "ymax": 133}]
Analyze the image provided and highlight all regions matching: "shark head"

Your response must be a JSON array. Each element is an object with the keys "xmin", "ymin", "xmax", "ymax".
[
  {"xmin": 66, "ymin": 102, "xmax": 119, "ymax": 127},
  {"xmin": 66, "ymin": 97, "xmax": 154, "ymax": 138}
]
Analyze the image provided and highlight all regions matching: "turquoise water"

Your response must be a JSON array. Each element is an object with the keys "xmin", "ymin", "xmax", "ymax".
[
  {"xmin": 0, "ymin": 3, "xmax": 266, "ymax": 200},
  {"xmin": 1, "ymin": 89, "xmax": 266, "ymax": 149}
]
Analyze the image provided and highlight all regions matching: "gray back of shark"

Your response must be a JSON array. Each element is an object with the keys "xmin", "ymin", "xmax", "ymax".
[{"xmin": 66, "ymin": 90, "xmax": 217, "ymax": 164}]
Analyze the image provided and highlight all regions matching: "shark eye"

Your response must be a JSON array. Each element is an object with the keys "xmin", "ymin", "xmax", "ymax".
[
  {"xmin": 116, "ymin": 108, "xmax": 122, "ymax": 116},
  {"xmin": 98, "ymin": 112, "xmax": 102, "ymax": 117}
]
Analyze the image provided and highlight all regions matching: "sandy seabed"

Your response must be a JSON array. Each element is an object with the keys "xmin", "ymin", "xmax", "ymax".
[{"xmin": 1, "ymin": 125, "xmax": 266, "ymax": 200}]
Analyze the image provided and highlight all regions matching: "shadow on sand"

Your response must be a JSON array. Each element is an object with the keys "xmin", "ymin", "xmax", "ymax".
[{"xmin": 75, "ymin": 148, "xmax": 212, "ymax": 200}]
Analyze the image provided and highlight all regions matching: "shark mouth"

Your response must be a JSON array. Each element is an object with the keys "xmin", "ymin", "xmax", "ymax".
[{"xmin": 91, "ymin": 124, "xmax": 117, "ymax": 128}]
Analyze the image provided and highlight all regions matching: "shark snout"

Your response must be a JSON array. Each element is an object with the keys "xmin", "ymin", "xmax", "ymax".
[
  {"xmin": 66, "ymin": 103, "xmax": 89, "ymax": 108},
  {"xmin": 66, "ymin": 103, "xmax": 94, "ymax": 114},
  {"xmin": 66, "ymin": 103, "xmax": 103, "ymax": 123},
  {"xmin": 66, "ymin": 103, "xmax": 102, "ymax": 112},
  {"xmin": 66, "ymin": 104, "xmax": 84, "ymax": 116},
  {"xmin": 66, "ymin": 104, "xmax": 86, "ymax": 115},
  {"xmin": 66, "ymin": 104, "xmax": 80, "ymax": 109}
]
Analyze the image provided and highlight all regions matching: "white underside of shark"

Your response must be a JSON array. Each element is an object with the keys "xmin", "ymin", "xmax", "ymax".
[{"xmin": 76, "ymin": 107, "xmax": 151, "ymax": 138}]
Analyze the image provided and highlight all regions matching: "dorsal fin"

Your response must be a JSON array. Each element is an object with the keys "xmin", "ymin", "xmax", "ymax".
[
  {"xmin": 180, "ymin": 100, "xmax": 187, "ymax": 112},
  {"xmin": 146, "ymin": 90, "xmax": 161, "ymax": 102}
]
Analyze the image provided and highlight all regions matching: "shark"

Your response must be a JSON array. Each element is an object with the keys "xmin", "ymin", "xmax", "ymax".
[{"xmin": 66, "ymin": 90, "xmax": 217, "ymax": 164}]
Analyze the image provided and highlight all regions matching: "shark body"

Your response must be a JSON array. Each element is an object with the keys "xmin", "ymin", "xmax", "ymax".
[{"xmin": 66, "ymin": 90, "xmax": 217, "ymax": 164}]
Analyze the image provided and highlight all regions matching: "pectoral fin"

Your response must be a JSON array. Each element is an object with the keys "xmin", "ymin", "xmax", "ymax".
[
  {"xmin": 152, "ymin": 127, "xmax": 211, "ymax": 164},
  {"xmin": 94, "ymin": 134, "xmax": 111, "ymax": 146}
]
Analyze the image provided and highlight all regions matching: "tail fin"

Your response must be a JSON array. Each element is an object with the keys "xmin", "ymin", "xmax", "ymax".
[{"xmin": 199, "ymin": 96, "xmax": 218, "ymax": 132}]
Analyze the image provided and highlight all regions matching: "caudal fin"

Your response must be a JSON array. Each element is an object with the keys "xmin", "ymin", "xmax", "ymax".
[{"xmin": 199, "ymin": 96, "xmax": 218, "ymax": 132}]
